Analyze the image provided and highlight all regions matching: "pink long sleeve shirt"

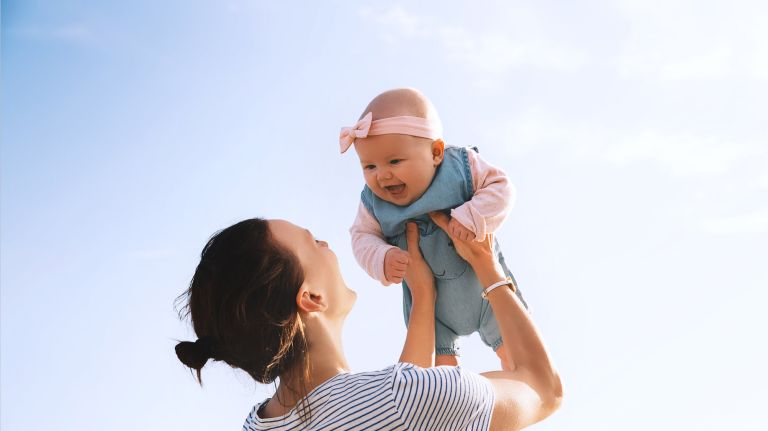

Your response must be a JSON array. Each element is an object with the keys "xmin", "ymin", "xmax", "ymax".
[{"xmin": 349, "ymin": 148, "xmax": 515, "ymax": 285}]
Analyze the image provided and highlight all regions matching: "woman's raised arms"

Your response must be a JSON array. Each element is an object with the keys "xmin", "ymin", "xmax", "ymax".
[{"xmin": 430, "ymin": 212, "xmax": 563, "ymax": 431}]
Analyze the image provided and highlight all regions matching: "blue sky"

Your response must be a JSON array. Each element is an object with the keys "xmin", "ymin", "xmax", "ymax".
[{"xmin": 2, "ymin": 1, "xmax": 767, "ymax": 430}]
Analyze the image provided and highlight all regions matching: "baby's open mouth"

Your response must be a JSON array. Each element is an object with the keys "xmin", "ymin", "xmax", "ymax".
[{"xmin": 385, "ymin": 184, "xmax": 406, "ymax": 195}]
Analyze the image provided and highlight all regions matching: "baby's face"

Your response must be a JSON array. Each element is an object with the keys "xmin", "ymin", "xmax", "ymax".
[{"xmin": 354, "ymin": 134, "xmax": 443, "ymax": 206}]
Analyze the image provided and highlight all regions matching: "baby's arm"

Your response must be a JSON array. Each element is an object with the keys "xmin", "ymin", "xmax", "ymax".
[
  {"xmin": 350, "ymin": 202, "xmax": 408, "ymax": 285},
  {"xmin": 450, "ymin": 149, "xmax": 516, "ymax": 241}
]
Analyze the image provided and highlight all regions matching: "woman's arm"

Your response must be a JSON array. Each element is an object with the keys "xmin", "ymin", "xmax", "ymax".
[
  {"xmin": 430, "ymin": 211, "xmax": 563, "ymax": 431},
  {"xmin": 397, "ymin": 222, "xmax": 436, "ymax": 368}
]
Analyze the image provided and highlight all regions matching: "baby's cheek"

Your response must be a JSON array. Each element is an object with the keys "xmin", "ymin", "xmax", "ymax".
[{"xmin": 362, "ymin": 174, "xmax": 378, "ymax": 189}]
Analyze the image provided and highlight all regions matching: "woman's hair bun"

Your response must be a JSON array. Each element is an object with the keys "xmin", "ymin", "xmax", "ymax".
[{"xmin": 175, "ymin": 337, "xmax": 216, "ymax": 370}]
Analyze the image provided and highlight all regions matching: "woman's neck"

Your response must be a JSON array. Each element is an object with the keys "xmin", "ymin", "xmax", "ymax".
[{"xmin": 262, "ymin": 316, "xmax": 350, "ymax": 418}]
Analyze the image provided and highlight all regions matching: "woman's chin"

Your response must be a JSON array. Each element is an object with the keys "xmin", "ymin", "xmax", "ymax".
[{"xmin": 342, "ymin": 286, "xmax": 357, "ymax": 315}]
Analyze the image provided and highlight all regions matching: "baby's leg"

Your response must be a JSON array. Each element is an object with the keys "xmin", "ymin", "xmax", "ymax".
[
  {"xmin": 435, "ymin": 355, "xmax": 459, "ymax": 367},
  {"xmin": 495, "ymin": 345, "xmax": 514, "ymax": 371},
  {"xmin": 435, "ymin": 318, "xmax": 460, "ymax": 367}
]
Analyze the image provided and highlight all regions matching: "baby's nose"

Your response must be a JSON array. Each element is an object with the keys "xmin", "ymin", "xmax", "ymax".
[{"xmin": 377, "ymin": 168, "xmax": 393, "ymax": 180}]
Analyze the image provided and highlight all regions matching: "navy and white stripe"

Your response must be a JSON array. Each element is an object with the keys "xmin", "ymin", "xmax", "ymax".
[{"xmin": 243, "ymin": 363, "xmax": 494, "ymax": 431}]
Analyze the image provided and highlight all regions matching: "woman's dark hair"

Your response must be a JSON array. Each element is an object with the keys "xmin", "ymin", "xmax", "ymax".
[{"xmin": 175, "ymin": 218, "xmax": 311, "ymax": 409}]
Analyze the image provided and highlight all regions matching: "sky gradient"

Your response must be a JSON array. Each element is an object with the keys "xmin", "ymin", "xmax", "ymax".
[{"xmin": 2, "ymin": 1, "xmax": 767, "ymax": 430}]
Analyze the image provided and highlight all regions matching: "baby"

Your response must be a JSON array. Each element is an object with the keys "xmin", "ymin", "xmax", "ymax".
[{"xmin": 341, "ymin": 88, "xmax": 528, "ymax": 368}]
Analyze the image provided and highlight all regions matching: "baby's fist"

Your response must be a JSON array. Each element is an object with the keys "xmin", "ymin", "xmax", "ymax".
[
  {"xmin": 384, "ymin": 248, "xmax": 410, "ymax": 284},
  {"xmin": 449, "ymin": 218, "xmax": 476, "ymax": 241}
]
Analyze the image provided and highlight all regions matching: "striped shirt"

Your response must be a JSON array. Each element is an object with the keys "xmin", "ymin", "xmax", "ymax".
[{"xmin": 243, "ymin": 363, "xmax": 495, "ymax": 431}]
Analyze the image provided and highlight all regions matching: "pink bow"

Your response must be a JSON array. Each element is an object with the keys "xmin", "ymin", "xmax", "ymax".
[{"xmin": 339, "ymin": 112, "xmax": 373, "ymax": 154}]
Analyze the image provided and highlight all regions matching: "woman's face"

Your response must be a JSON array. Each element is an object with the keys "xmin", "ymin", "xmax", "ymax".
[{"xmin": 268, "ymin": 219, "xmax": 356, "ymax": 318}]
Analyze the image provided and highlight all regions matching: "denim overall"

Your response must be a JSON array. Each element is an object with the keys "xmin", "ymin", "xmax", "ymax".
[{"xmin": 361, "ymin": 146, "xmax": 528, "ymax": 355}]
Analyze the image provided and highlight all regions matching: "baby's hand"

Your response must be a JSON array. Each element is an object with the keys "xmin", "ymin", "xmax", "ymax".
[
  {"xmin": 384, "ymin": 248, "xmax": 410, "ymax": 284},
  {"xmin": 449, "ymin": 218, "xmax": 476, "ymax": 242}
]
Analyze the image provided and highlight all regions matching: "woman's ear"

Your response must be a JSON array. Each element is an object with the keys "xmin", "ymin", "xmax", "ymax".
[
  {"xmin": 432, "ymin": 139, "xmax": 445, "ymax": 166},
  {"xmin": 296, "ymin": 285, "xmax": 327, "ymax": 313}
]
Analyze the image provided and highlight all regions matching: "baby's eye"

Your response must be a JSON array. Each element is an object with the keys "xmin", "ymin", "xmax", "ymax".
[
  {"xmin": 389, "ymin": 159, "xmax": 402, "ymax": 165},
  {"xmin": 364, "ymin": 164, "xmax": 376, "ymax": 170}
]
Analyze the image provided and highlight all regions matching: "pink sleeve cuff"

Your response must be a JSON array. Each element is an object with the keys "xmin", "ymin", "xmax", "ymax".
[
  {"xmin": 450, "ymin": 148, "xmax": 515, "ymax": 241},
  {"xmin": 450, "ymin": 205, "xmax": 488, "ymax": 241}
]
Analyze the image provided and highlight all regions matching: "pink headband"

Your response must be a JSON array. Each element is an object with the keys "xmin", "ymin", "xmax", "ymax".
[{"xmin": 339, "ymin": 112, "xmax": 443, "ymax": 154}]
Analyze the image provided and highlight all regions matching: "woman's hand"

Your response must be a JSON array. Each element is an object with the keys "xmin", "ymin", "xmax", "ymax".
[
  {"xmin": 403, "ymin": 222, "xmax": 436, "ymax": 302},
  {"xmin": 428, "ymin": 212, "xmax": 503, "ymax": 287}
]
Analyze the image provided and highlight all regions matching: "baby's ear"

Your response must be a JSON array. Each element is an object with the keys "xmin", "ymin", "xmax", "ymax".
[{"xmin": 432, "ymin": 139, "xmax": 445, "ymax": 166}]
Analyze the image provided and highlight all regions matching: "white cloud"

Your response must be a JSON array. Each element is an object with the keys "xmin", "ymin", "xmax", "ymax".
[
  {"xmin": 757, "ymin": 173, "xmax": 768, "ymax": 190},
  {"xmin": 360, "ymin": 5, "xmax": 421, "ymax": 38},
  {"xmin": 699, "ymin": 208, "xmax": 768, "ymax": 235},
  {"xmin": 437, "ymin": 25, "xmax": 586, "ymax": 74},
  {"xmin": 658, "ymin": 43, "xmax": 733, "ymax": 81},
  {"xmin": 602, "ymin": 131, "xmax": 767, "ymax": 176},
  {"xmin": 361, "ymin": 2, "xmax": 768, "ymax": 82},
  {"xmin": 617, "ymin": 0, "xmax": 768, "ymax": 80},
  {"xmin": 358, "ymin": 4, "xmax": 588, "ymax": 79},
  {"xmin": 495, "ymin": 109, "xmax": 601, "ymax": 156},
  {"xmin": 494, "ymin": 110, "xmax": 768, "ymax": 177}
]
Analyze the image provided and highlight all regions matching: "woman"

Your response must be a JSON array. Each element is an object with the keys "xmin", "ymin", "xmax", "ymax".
[{"xmin": 175, "ymin": 212, "xmax": 562, "ymax": 430}]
